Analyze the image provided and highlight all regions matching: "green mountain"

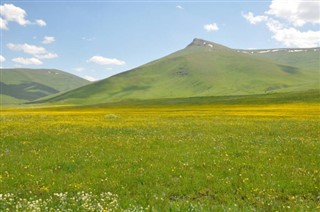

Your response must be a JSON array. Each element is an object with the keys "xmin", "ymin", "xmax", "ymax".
[
  {"xmin": 41, "ymin": 38, "xmax": 320, "ymax": 105},
  {"xmin": 238, "ymin": 47, "xmax": 320, "ymax": 70},
  {"xmin": 0, "ymin": 68, "xmax": 90, "ymax": 104}
]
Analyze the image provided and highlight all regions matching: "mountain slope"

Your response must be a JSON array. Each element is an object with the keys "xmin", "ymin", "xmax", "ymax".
[
  {"xmin": 42, "ymin": 39, "xmax": 319, "ymax": 105},
  {"xmin": 239, "ymin": 48, "xmax": 320, "ymax": 70},
  {"xmin": 0, "ymin": 68, "xmax": 90, "ymax": 104}
]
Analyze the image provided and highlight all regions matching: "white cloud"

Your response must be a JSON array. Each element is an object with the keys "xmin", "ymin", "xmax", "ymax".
[
  {"xmin": 243, "ymin": 0, "xmax": 320, "ymax": 47},
  {"xmin": 0, "ymin": 4, "xmax": 46, "ymax": 30},
  {"xmin": 242, "ymin": 12, "xmax": 268, "ymax": 24},
  {"xmin": 266, "ymin": 0, "xmax": 320, "ymax": 27},
  {"xmin": 42, "ymin": 36, "xmax": 55, "ymax": 44},
  {"xmin": 87, "ymin": 56, "xmax": 125, "ymax": 65},
  {"xmin": 6, "ymin": 43, "xmax": 58, "ymax": 59},
  {"xmin": 267, "ymin": 19, "xmax": 320, "ymax": 47},
  {"xmin": 36, "ymin": 19, "xmax": 46, "ymax": 26},
  {"xmin": 83, "ymin": 75, "xmax": 97, "ymax": 82},
  {"xmin": 12, "ymin": 57, "xmax": 42, "ymax": 65},
  {"xmin": 0, "ymin": 17, "xmax": 8, "ymax": 30},
  {"xmin": 36, "ymin": 52, "xmax": 58, "ymax": 59},
  {"xmin": 0, "ymin": 3, "xmax": 30, "ymax": 26},
  {"xmin": 265, "ymin": 18, "xmax": 283, "ymax": 32},
  {"xmin": 204, "ymin": 23, "xmax": 219, "ymax": 32},
  {"xmin": 7, "ymin": 43, "xmax": 47, "ymax": 55},
  {"xmin": 176, "ymin": 5, "xmax": 183, "ymax": 9},
  {"xmin": 0, "ymin": 55, "xmax": 6, "ymax": 62}
]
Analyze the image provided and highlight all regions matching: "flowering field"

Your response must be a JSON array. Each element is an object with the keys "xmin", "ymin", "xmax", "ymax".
[{"xmin": 0, "ymin": 103, "xmax": 319, "ymax": 211}]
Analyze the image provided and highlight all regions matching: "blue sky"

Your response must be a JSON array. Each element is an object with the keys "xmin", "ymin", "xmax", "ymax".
[{"xmin": 1, "ymin": 0, "xmax": 319, "ymax": 81}]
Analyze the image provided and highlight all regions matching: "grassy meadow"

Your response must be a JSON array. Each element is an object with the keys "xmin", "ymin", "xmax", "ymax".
[{"xmin": 1, "ymin": 100, "xmax": 320, "ymax": 210}]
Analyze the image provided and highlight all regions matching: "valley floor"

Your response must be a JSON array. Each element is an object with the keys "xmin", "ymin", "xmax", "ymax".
[{"xmin": 0, "ymin": 103, "xmax": 319, "ymax": 210}]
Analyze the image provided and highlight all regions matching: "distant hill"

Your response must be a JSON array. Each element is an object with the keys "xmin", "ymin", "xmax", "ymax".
[
  {"xmin": 40, "ymin": 38, "xmax": 320, "ymax": 105},
  {"xmin": 238, "ymin": 47, "xmax": 320, "ymax": 70},
  {"xmin": 0, "ymin": 68, "xmax": 90, "ymax": 104}
]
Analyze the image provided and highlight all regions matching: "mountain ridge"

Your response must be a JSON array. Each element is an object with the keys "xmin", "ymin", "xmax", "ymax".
[
  {"xmin": 0, "ymin": 68, "xmax": 90, "ymax": 104},
  {"xmin": 38, "ymin": 38, "xmax": 319, "ymax": 105}
]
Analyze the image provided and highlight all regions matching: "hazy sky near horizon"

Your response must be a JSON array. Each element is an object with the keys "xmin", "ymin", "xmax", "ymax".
[{"xmin": 1, "ymin": 0, "xmax": 319, "ymax": 81}]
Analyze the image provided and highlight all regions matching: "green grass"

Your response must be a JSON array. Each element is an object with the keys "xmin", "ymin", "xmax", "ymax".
[
  {"xmin": 1, "ymin": 95, "xmax": 319, "ymax": 210},
  {"xmin": 43, "ymin": 39, "xmax": 319, "ymax": 105},
  {"xmin": 35, "ymin": 89, "xmax": 320, "ymax": 108},
  {"xmin": 0, "ymin": 68, "xmax": 89, "ymax": 104}
]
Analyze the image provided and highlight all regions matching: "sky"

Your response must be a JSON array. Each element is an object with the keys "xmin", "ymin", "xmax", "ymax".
[{"xmin": 1, "ymin": 0, "xmax": 319, "ymax": 81}]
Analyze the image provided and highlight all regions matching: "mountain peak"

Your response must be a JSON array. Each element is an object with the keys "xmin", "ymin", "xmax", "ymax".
[{"xmin": 187, "ymin": 38, "xmax": 229, "ymax": 50}]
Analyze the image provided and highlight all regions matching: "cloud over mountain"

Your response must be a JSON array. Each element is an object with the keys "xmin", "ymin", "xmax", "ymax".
[
  {"xmin": 87, "ymin": 56, "xmax": 125, "ymax": 65},
  {"xmin": 0, "ymin": 55, "xmax": 6, "ymax": 62},
  {"xmin": 12, "ymin": 57, "xmax": 43, "ymax": 65},
  {"xmin": 7, "ymin": 43, "xmax": 58, "ymax": 65},
  {"xmin": 204, "ymin": 23, "xmax": 219, "ymax": 32},
  {"xmin": 243, "ymin": 0, "xmax": 320, "ymax": 47}
]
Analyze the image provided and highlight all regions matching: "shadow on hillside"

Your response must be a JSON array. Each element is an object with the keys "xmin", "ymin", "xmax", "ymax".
[
  {"xmin": 278, "ymin": 65, "xmax": 298, "ymax": 74},
  {"xmin": 0, "ymin": 81, "xmax": 59, "ymax": 101}
]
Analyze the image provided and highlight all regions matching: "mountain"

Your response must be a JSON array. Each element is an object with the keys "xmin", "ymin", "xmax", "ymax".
[
  {"xmin": 0, "ymin": 68, "xmax": 90, "ymax": 104},
  {"xmin": 41, "ymin": 38, "xmax": 319, "ymax": 105},
  {"xmin": 238, "ymin": 48, "xmax": 320, "ymax": 70}
]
